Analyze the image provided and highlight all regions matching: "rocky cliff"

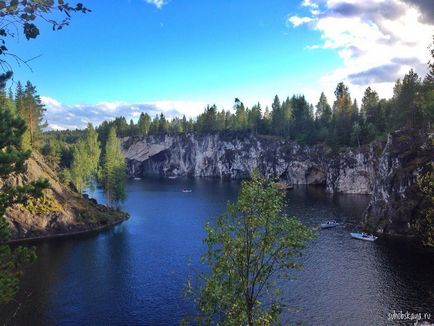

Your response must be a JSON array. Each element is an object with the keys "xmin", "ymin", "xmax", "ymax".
[
  {"xmin": 122, "ymin": 130, "xmax": 433, "ymax": 235},
  {"xmin": 363, "ymin": 130, "xmax": 433, "ymax": 235},
  {"xmin": 122, "ymin": 132, "xmax": 380, "ymax": 194},
  {"xmin": 2, "ymin": 152, "xmax": 128, "ymax": 241}
]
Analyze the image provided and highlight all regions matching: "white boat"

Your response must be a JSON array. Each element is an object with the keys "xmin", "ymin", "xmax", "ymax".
[
  {"xmin": 182, "ymin": 188, "xmax": 192, "ymax": 193},
  {"xmin": 320, "ymin": 221, "xmax": 340, "ymax": 229},
  {"xmin": 168, "ymin": 176, "xmax": 177, "ymax": 179},
  {"xmin": 134, "ymin": 177, "xmax": 142, "ymax": 180},
  {"xmin": 350, "ymin": 232, "xmax": 378, "ymax": 242}
]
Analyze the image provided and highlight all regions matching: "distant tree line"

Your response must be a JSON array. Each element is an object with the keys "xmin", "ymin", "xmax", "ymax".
[
  {"xmin": 94, "ymin": 68, "xmax": 433, "ymax": 149},
  {"xmin": 0, "ymin": 81, "xmax": 126, "ymax": 207}
]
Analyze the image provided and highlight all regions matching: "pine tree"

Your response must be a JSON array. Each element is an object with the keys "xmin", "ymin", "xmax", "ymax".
[
  {"xmin": 315, "ymin": 92, "xmax": 332, "ymax": 124},
  {"xmin": 396, "ymin": 70, "xmax": 422, "ymax": 128},
  {"xmin": 41, "ymin": 139, "xmax": 61, "ymax": 168},
  {"xmin": 16, "ymin": 81, "xmax": 46, "ymax": 150},
  {"xmin": 234, "ymin": 98, "xmax": 247, "ymax": 131},
  {"xmin": 159, "ymin": 113, "xmax": 169, "ymax": 133},
  {"xmin": 361, "ymin": 87, "xmax": 380, "ymax": 126},
  {"xmin": 103, "ymin": 127, "xmax": 126, "ymax": 206},
  {"xmin": 0, "ymin": 73, "xmax": 48, "ymax": 303},
  {"xmin": 282, "ymin": 97, "xmax": 292, "ymax": 137},
  {"xmin": 332, "ymin": 82, "xmax": 353, "ymax": 146},
  {"xmin": 290, "ymin": 95, "xmax": 314, "ymax": 143},
  {"xmin": 420, "ymin": 36, "xmax": 434, "ymax": 129},
  {"xmin": 271, "ymin": 95, "xmax": 284, "ymax": 136}
]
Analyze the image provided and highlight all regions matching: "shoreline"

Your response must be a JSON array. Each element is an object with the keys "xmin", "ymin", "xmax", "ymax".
[{"xmin": 5, "ymin": 214, "xmax": 129, "ymax": 245}]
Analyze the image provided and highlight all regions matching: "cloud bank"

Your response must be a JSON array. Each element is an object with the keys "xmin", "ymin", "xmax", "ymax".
[
  {"xmin": 288, "ymin": 0, "xmax": 433, "ymax": 101},
  {"xmin": 41, "ymin": 97, "xmax": 206, "ymax": 130}
]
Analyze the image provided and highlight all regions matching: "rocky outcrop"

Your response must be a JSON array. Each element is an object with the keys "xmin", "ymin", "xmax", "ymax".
[
  {"xmin": 326, "ymin": 142, "xmax": 384, "ymax": 194},
  {"xmin": 3, "ymin": 152, "xmax": 128, "ymax": 241},
  {"xmin": 363, "ymin": 130, "xmax": 433, "ymax": 235},
  {"xmin": 122, "ymin": 130, "xmax": 433, "ymax": 236},
  {"xmin": 122, "ymin": 132, "xmax": 381, "ymax": 194},
  {"xmin": 123, "ymin": 132, "xmax": 331, "ymax": 185}
]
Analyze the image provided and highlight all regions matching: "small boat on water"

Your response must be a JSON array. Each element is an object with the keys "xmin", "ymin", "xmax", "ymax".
[
  {"xmin": 182, "ymin": 188, "xmax": 192, "ymax": 193},
  {"xmin": 350, "ymin": 232, "xmax": 378, "ymax": 242},
  {"xmin": 320, "ymin": 221, "xmax": 340, "ymax": 229},
  {"xmin": 134, "ymin": 177, "xmax": 142, "ymax": 180},
  {"xmin": 168, "ymin": 176, "xmax": 177, "ymax": 179}
]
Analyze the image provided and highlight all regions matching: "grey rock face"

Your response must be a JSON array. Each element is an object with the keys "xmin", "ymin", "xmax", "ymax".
[
  {"xmin": 122, "ymin": 133, "xmax": 377, "ymax": 194},
  {"xmin": 122, "ymin": 130, "xmax": 433, "ymax": 236},
  {"xmin": 363, "ymin": 130, "xmax": 433, "ymax": 235}
]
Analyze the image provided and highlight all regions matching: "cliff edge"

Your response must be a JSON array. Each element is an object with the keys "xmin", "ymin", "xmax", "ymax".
[{"xmin": 2, "ymin": 152, "xmax": 128, "ymax": 241}]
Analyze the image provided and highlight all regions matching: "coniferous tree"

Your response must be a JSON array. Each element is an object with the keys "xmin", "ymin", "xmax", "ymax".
[
  {"xmin": 332, "ymin": 82, "xmax": 353, "ymax": 146},
  {"xmin": 290, "ymin": 95, "xmax": 313, "ymax": 142},
  {"xmin": 315, "ymin": 92, "xmax": 332, "ymax": 142},
  {"xmin": 396, "ymin": 70, "xmax": 422, "ymax": 128},
  {"xmin": 156, "ymin": 113, "xmax": 168, "ymax": 133},
  {"xmin": 315, "ymin": 92, "xmax": 332, "ymax": 125},
  {"xmin": 282, "ymin": 97, "xmax": 292, "ymax": 137},
  {"xmin": 0, "ymin": 73, "xmax": 48, "ymax": 303},
  {"xmin": 234, "ymin": 98, "xmax": 247, "ymax": 131},
  {"xmin": 420, "ymin": 36, "xmax": 434, "ymax": 128},
  {"xmin": 271, "ymin": 95, "xmax": 284, "ymax": 136},
  {"xmin": 361, "ymin": 87, "xmax": 381, "ymax": 141},
  {"xmin": 16, "ymin": 81, "xmax": 46, "ymax": 150},
  {"xmin": 248, "ymin": 102, "xmax": 262, "ymax": 134},
  {"xmin": 41, "ymin": 139, "xmax": 61, "ymax": 168}
]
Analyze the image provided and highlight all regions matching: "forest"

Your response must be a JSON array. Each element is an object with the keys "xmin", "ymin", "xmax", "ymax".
[
  {"xmin": 4, "ymin": 58, "xmax": 431, "ymax": 207},
  {"xmin": 0, "ymin": 1, "xmax": 433, "ymax": 323},
  {"xmin": 47, "ymin": 68, "xmax": 433, "ymax": 150}
]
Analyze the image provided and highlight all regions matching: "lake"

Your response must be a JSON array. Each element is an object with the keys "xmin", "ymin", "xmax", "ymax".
[{"xmin": 1, "ymin": 177, "xmax": 433, "ymax": 325}]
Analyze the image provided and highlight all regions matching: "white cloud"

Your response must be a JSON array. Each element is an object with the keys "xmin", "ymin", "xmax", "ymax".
[
  {"xmin": 145, "ymin": 0, "xmax": 167, "ymax": 9},
  {"xmin": 302, "ymin": 0, "xmax": 318, "ymax": 9},
  {"xmin": 289, "ymin": 0, "xmax": 433, "ymax": 102},
  {"xmin": 288, "ymin": 16, "xmax": 314, "ymax": 27},
  {"xmin": 41, "ymin": 97, "xmax": 207, "ymax": 130}
]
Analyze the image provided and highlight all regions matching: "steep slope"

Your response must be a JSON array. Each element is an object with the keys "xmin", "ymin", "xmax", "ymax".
[
  {"xmin": 2, "ymin": 152, "xmax": 128, "ymax": 241},
  {"xmin": 364, "ymin": 129, "xmax": 433, "ymax": 235}
]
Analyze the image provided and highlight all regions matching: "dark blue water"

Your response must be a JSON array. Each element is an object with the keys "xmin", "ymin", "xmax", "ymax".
[{"xmin": 1, "ymin": 178, "xmax": 433, "ymax": 325}]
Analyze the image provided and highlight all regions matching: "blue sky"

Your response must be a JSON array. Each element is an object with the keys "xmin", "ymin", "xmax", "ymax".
[{"xmin": 7, "ymin": 0, "xmax": 433, "ymax": 129}]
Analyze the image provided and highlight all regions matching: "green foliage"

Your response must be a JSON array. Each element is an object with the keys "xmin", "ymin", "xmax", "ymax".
[
  {"xmin": 0, "ymin": 1, "xmax": 90, "ymax": 70},
  {"xmin": 102, "ymin": 127, "xmax": 127, "ymax": 206},
  {"xmin": 315, "ymin": 92, "xmax": 332, "ymax": 127},
  {"xmin": 23, "ymin": 192, "xmax": 62, "ymax": 214},
  {"xmin": 138, "ymin": 112, "xmax": 151, "ymax": 135},
  {"xmin": 0, "ymin": 73, "xmax": 48, "ymax": 304},
  {"xmin": 41, "ymin": 138, "xmax": 61, "ymax": 168},
  {"xmin": 416, "ymin": 162, "xmax": 434, "ymax": 247},
  {"xmin": 15, "ymin": 81, "xmax": 46, "ymax": 150},
  {"xmin": 0, "ymin": 245, "xmax": 36, "ymax": 304},
  {"xmin": 396, "ymin": 70, "xmax": 423, "ymax": 128},
  {"xmin": 187, "ymin": 173, "xmax": 315, "ymax": 325},
  {"xmin": 50, "ymin": 36, "xmax": 434, "ymax": 153},
  {"xmin": 70, "ymin": 124, "xmax": 101, "ymax": 193}
]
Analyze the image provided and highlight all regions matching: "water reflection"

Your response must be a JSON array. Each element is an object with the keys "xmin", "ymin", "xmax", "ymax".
[{"xmin": 0, "ymin": 179, "xmax": 432, "ymax": 325}]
